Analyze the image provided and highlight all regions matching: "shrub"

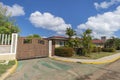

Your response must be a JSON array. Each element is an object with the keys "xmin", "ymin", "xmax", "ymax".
[
  {"xmin": 102, "ymin": 48, "xmax": 115, "ymax": 52},
  {"xmin": 92, "ymin": 47, "xmax": 101, "ymax": 52},
  {"xmin": 74, "ymin": 48, "xmax": 85, "ymax": 56},
  {"xmin": 55, "ymin": 47, "xmax": 74, "ymax": 57}
]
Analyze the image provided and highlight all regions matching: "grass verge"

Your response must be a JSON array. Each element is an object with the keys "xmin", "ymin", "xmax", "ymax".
[
  {"xmin": 72, "ymin": 50, "xmax": 120, "ymax": 59},
  {"xmin": 0, "ymin": 60, "xmax": 15, "ymax": 76}
]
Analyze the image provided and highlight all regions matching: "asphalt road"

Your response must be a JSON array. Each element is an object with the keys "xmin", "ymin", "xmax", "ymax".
[
  {"xmin": 96, "ymin": 59, "xmax": 120, "ymax": 80},
  {"xmin": 5, "ymin": 58, "xmax": 120, "ymax": 80},
  {"xmin": 5, "ymin": 58, "xmax": 106, "ymax": 80},
  {"xmin": 77, "ymin": 59, "xmax": 120, "ymax": 80}
]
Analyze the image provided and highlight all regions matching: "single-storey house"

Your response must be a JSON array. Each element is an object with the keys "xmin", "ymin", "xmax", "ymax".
[
  {"xmin": 48, "ymin": 36, "xmax": 67, "ymax": 48},
  {"xmin": 48, "ymin": 36, "xmax": 106, "ymax": 48}
]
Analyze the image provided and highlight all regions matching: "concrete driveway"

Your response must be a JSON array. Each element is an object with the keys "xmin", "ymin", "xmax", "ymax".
[{"xmin": 6, "ymin": 58, "xmax": 106, "ymax": 80}]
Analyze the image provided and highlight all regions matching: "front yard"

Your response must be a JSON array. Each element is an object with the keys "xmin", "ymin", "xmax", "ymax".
[
  {"xmin": 72, "ymin": 50, "xmax": 120, "ymax": 59},
  {"xmin": 0, "ymin": 60, "xmax": 15, "ymax": 76}
]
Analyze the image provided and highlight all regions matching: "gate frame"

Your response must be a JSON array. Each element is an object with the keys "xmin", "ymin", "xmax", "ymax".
[
  {"xmin": 0, "ymin": 33, "xmax": 18, "ymax": 60},
  {"xmin": 10, "ymin": 33, "xmax": 18, "ymax": 54}
]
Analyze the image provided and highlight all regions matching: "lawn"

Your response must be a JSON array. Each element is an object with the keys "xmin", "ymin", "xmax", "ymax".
[
  {"xmin": 0, "ymin": 60, "xmax": 15, "ymax": 76},
  {"xmin": 72, "ymin": 50, "xmax": 120, "ymax": 59}
]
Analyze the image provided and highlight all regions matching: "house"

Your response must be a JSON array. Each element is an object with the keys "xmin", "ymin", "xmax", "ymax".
[
  {"xmin": 48, "ymin": 36, "xmax": 106, "ymax": 48},
  {"xmin": 92, "ymin": 36, "xmax": 106, "ymax": 47},
  {"xmin": 92, "ymin": 39, "xmax": 105, "ymax": 47},
  {"xmin": 48, "ymin": 36, "xmax": 68, "ymax": 48}
]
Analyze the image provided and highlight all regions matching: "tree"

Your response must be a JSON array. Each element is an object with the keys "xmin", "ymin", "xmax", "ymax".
[
  {"xmin": 65, "ymin": 27, "xmax": 78, "ymax": 48},
  {"xmin": 66, "ymin": 37, "xmax": 81, "ymax": 48},
  {"xmin": 81, "ymin": 29, "xmax": 93, "ymax": 56},
  {"xmin": 105, "ymin": 37, "xmax": 120, "ymax": 50},
  {"xmin": 0, "ymin": 4, "xmax": 20, "ymax": 34},
  {"xmin": 115, "ymin": 38, "xmax": 120, "ymax": 50},
  {"xmin": 27, "ymin": 34, "xmax": 41, "ymax": 38},
  {"xmin": 65, "ymin": 27, "xmax": 76, "ymax": 39}
]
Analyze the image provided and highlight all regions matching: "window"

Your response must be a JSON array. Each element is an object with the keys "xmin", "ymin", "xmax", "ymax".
[
  {"xmin": 38, "ymin": 40, "xmax": 45, "ymax": 45},
  {"xmin": 23, "ymin": 39, "xmax": 32, "ymax": 44},
  {"xmin": 59, "ymin": 41, "xmax": 64, "ymax": 46}
]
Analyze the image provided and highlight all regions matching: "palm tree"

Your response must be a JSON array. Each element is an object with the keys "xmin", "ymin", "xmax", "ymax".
[
  {"xmin": 82, "ymin": 29, "xmax": 93, "ymax": 56},
  {"xmin": 65, "ymin": 27, "xmax": 77, "ymax": 48},
  {"xmin": 65, "ymin": 27, "xmax": 76, "ymax": 39}
]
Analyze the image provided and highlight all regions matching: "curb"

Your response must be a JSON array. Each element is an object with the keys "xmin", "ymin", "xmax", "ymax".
[
  {"xmin": 0, "ymin": 60, "xmax": 18, "ymax": 80},
  {"xmin": 81, "ymin": 56, "xmax": 120, "ymax": 64},
  {"xmin": 51, "ymin": 54, "xmax": 120, "ymax": 64},
  {"xmin": 51, "ymin": 57, "xmax": 76, "ymax": 63}
]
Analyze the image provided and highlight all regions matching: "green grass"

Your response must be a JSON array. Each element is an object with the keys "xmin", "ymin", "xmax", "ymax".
[
  {"xmin": 0, "ymin": 60, "xmax": 6, "ymax": 63},
  {"xmin": 72, "ymin": 50, "xmax": 120, "ymax": 59},
  {"xmin": 0, "ymin": 60, "xmax": 15, "ymax": 76}
]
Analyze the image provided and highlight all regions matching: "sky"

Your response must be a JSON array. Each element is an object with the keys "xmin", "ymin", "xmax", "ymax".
[{"xmin": 0, "ymin": 0, "xmax": 120, "ymax": 38}]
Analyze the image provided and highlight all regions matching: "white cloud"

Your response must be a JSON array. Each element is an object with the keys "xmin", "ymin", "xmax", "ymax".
[
  {"xmin": 94, "ymin": 0, "xmax": 120, "ymax": 9},
  {"xmin": 0, "ymin": 2, "xmax": 25, "ymax": 16},
  {"xmin": 77, "ymin": 6, "xmax": 120, "ymax": 38},
  {"xmin": 29, "ymin": 11, "xmax": 71, "ymax": 35}
]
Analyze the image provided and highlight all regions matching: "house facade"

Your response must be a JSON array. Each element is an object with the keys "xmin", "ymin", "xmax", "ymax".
[
  {"xmin": 48, "ymin": 36, "xmax": 106, "ymax": 48},
  {"xmin": 48, "ymin": 36, "xmax": 67, "ymax": 48},
  {"xmin": 92, "ymin": 36, "xmax": 106, "ymax": 48}
]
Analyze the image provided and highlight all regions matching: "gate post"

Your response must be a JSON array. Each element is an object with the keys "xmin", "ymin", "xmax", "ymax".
[
  {"xmin": 10, "ymin": 33, "xmax": 18, "ymax": 54},
  {"xmin": 49, "ymin": 40, "xmax": 52, "ymax": 57}
]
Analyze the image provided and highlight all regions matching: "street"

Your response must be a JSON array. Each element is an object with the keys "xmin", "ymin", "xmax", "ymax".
[
  {"xmin": 93, "ymin": 59, "xmax": 120, "ymax": 80},
  {"xmin": 5, "ymin": 58, "xmax": 120, "ymax": 80},
  {"xmin": 77, "ymin": 59, "xmax": 120, "ymax": 80}
]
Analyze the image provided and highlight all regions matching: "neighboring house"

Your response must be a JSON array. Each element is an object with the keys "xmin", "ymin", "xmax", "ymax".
[
  {"xmin": 48, "ymin": 36, "xmax": 67, "ymax": 48},
  {"xmin": 92, "ymin": 36, "xmax": 106, "ymax": 48},
  {"xmin": 92, "ymin": 39, "xmax": 105, "ymax": 47}
]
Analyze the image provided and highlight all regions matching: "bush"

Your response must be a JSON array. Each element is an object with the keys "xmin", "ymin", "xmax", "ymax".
[
  {"xmin": 55, "ymin": 47, "xmax": 74, "ymax": 57},
  {"xmin": 102, "ymin": 48, "xmax": 115, "ymax": 52},
  {"xmin": 116, "ymin": 46, "xmax": 120, "ymax": 50},
  {"xmin": 74, "ymin": 48, "xmax": 84, "ymax": 56},
  {"xmin": 92, "ymin": 47, "xmax": 101, "ymax": 52}
]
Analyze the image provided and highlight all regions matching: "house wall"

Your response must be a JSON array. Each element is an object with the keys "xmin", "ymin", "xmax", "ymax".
[
  {"xmin": 55, "ymin": 40, "xmax": 65, "ymax": 48},
  {"xmin": 94, "ymin": 43, "xmax": 104, "ymax": 48}
]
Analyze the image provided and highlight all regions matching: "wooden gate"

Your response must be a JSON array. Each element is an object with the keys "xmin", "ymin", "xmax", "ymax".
[{"xmin": 16, "ymin": 37, "xmax": 49, "ymax": 60}]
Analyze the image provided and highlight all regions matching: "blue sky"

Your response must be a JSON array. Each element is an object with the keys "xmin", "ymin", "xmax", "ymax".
[{"xmin": 1, "ymin": 0, "xmax": 120, "ymax": 38}]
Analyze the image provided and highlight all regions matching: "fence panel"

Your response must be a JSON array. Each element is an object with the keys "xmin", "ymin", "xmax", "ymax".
[
  {"xmin": 0, "ymin": 33, "xmax": 18, "ymax": 60},
  {"xmin": 0, "ymin": 34, "xmax": 11, "ymax": 45},
  {"xmin": 16, "ymin": 37, "xmax": 49, "ymax": 60}
]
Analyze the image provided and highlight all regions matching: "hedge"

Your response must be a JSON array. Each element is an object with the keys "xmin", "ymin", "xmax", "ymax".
[
  {"xmin": 92, "ymin": 47, "xmax": 101, "ymax": 52},
  {"xmin": 102, "ymin": 48, "xmax": 116, "ymax": 52},
  {"xmin": 55, "ymin": 47, "xmax": 74, "ymax": 57}
]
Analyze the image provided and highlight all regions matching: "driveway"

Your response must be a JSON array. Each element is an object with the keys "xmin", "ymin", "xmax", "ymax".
[{"xmin": 6, "ymin": 58, "xmax": 106, "ymax": 80}]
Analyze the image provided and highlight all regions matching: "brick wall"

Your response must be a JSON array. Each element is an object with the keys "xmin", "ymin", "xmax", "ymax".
[{"xmin": 16, "ymin": 37, "xmax": 49, "ymax": 60}]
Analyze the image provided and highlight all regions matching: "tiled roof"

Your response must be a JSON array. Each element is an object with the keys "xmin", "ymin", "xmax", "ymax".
[
  {"xmin": 48, "ymin": 36, "xmax": 67, "ymax": 40},
  {"xmin": 48, "ymin": 36, "xmax": 106, "ymax": 44},
  {"xmin": 92, "ymin": 39, "xmax": 105, "ymax": 44}
]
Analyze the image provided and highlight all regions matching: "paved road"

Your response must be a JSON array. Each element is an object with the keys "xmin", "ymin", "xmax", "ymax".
[
  {"xmin": 5, "ymin": 58, "xmax": 106, "ymax": 80},
  {"xmin": 77, "ymin": 59, "xmax": 120, "ymax": 80},
  {"xmin": 95, "ymin": 59, "xmax": 120, "ymax": 80}
]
